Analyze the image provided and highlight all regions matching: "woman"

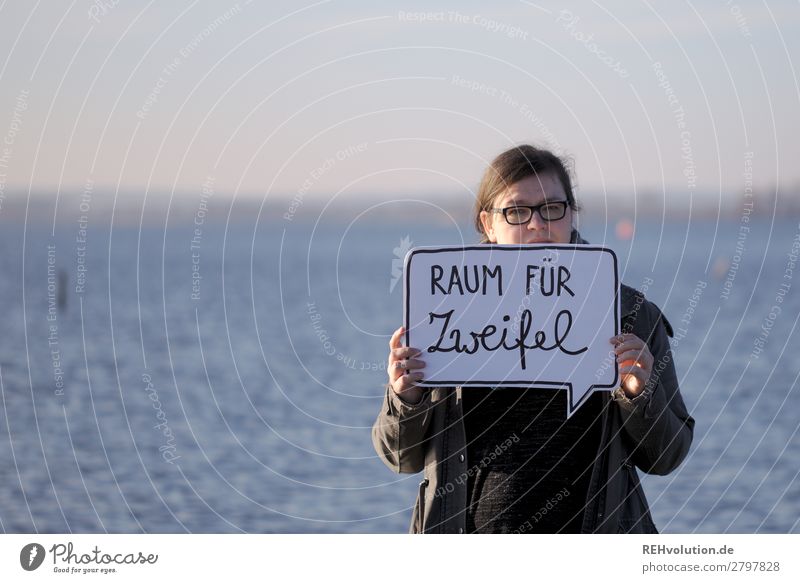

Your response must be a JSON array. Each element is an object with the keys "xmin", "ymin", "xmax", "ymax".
[{"xmin": 372, "ymin": 145, "xmax": 694, "ymax": 534}]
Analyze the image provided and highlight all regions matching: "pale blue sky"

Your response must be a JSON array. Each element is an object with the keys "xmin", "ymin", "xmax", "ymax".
[{"xmin": 0, "ymin": 0, "xmax": 797, "ymax": 203}]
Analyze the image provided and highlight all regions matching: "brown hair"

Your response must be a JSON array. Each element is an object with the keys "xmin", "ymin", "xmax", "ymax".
[{"xmin": 474, "ymin": 144, "xmax": 579, "ymax": 243}]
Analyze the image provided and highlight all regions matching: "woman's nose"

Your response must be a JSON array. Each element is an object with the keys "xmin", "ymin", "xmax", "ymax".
[{"xmin": 527, "ymin": 211, "xmax": 547, "ymax": 229}]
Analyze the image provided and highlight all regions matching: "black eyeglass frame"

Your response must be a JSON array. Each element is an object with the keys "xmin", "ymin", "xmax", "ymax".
[{"xmin": 490, "ymin": 200, "xmax": 569, "ymax": 225}]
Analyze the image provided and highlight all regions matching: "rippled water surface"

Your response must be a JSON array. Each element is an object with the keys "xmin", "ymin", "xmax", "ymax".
[{"xmin": 1, "ymin": 208, "xmax": 798, "ymax": 533}]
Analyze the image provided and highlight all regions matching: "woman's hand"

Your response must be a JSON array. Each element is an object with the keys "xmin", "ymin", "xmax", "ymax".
[
  {"xmin": 388, "ymin": 326, "xmax": 427, "ymax": 405},
  {"xmin": 610, "ymin": 333, "xmax": 654, "ymax": 398}
]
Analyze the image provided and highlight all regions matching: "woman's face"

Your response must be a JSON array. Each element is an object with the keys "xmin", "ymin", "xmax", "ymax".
[{"xmin": 479, "ymin": 172, "xmax": 573, "ymax": 245}]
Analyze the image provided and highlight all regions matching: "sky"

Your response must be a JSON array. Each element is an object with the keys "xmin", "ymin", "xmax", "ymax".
[{"xmin": 0, "ymin": 0, "xmax": 798, "ymax": 205}]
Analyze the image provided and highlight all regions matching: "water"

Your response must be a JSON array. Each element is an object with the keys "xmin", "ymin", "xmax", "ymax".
[{"xmin": 1, "ymin": 200, "xmax": 798, "ymax": 533}]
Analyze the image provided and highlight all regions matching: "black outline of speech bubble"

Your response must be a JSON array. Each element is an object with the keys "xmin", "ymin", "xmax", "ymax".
[{"xmin": 403, "ymin": 244, "xmax": 620, "ymax": 418}]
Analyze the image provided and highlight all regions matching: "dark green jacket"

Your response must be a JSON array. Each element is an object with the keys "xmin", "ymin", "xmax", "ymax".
[{"xmin": 372, "ymin": 282, "xmax": 695, "ymax": 533}]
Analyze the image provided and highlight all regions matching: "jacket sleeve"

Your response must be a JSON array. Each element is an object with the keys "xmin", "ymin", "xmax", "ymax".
[
  {"xmin": 612, "ymin": 301, "xmax": 695, "ymax": 476},
  {"xmin": 371, "ymin": 384, "xmax": 435, "ymax": 474}
]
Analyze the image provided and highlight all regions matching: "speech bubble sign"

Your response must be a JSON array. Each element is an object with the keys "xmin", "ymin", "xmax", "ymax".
[{"xmin": 404, "ymin": 245, "xmax": 620, "ymax": 417}]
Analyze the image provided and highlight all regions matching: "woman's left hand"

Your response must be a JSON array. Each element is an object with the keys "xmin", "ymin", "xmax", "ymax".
[{"xmin": 610, "ymin": 333, "xmax": 654, "ymax": 398}]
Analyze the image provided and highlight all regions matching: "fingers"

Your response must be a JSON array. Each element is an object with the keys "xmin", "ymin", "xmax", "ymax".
[
  {"xmin": 389, "ymin": 356, "xmax": 425, "ymax": 382},
  {"xmin": 610, "ymin": 333, "xmax": 645, "ymax": 351},
  {"xmin": 611, "ymin": 333, "xmax": 640, "ymax": 342},
  {"xmin": 393, "ymin": 371, "xmax": 424, "ymax": 393},
  {"xmin": 619, "ymin": 365, "xmax": 650, "ymax": 397},
  {"xmin": 388, "ymin": 324, "xmax": 424, "ymax": 382},
  {"xmin": 389, "ymin": 326, "xmax": 405, "ymax": 350},
  {"xmin": 616, "ymin": 350, "xmax": 653, "ymax": 368},
  {"xmin": 620, "ymin": 375, "xmax": 644, "ymax": 397},
  {"xmin": 391, "ymin": 346, "xmax": 421, "ymax": 360},
  {"xmin": 389, "ymin": 361, "xmax": 402, "ymax": 383},
  {"xmin": 610, "ymin": 334, "xmax": 652, "ymax": 371},
  {"xmin": 613, "ymin": 333, "xmax": 652, "ymax": 397},
  {"xmin": 398, "ymin": 358, "xmax": 426, "ymax": 371},
  {"xmin": 389, "ymin": 327, "xmax": 406, "ymax": 383}
]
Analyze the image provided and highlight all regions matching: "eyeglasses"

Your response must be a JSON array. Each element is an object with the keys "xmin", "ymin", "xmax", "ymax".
[{"xmin": 491, "ymin": 201, "xmax": 568, "ymax": 225}]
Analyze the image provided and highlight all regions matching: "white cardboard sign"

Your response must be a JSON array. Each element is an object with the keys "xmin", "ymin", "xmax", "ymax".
[{"xmin": 404, "ymin": 245, "xmax": 620, "ymax": 416}]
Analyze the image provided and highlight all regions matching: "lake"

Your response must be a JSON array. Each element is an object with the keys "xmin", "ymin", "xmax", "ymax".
[{"xmin": 1, "ymin": 199, "xmax": 798, "ymax": 533}]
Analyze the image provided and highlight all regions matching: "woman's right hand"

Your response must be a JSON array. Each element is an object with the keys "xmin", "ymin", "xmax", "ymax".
[{"xmin": 388, "ymin": 326, "xmax": 426, "ymax": 405}]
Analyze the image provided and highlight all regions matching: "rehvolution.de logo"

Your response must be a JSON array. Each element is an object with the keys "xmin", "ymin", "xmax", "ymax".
[{"xmin": 20, "ymin": 543, "xmax": 46, "ymax": 571}]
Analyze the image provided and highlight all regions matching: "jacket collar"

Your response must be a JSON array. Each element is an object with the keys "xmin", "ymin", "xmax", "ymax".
[{"xmin": 569, "ymin": 228, "xmax": 589, "ymax": 245}]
